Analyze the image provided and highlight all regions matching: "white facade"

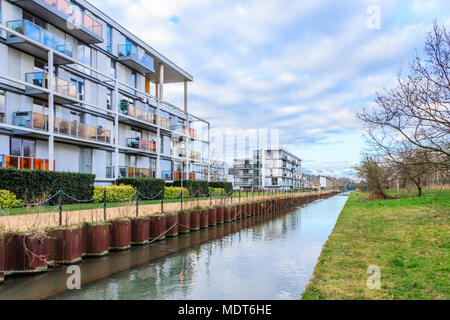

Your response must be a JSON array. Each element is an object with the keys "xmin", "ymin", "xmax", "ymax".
[{"xmin": 0, "ymin": 0, "xmax": 210, "ymax": 183}]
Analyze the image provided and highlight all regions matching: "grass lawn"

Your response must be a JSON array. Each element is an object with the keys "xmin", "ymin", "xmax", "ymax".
[{"xmin": 302, "ymin": 189, "xmax": 450, "ymax": 300}]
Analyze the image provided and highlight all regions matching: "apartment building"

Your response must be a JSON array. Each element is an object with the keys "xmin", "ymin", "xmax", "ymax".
[
  {"xmin": 0, "ymin": 0, "xmax": 210, "ymax": 183},
  {"xmin": 233, "ymin": 148, "xmax": 302, "ymax": 190}
]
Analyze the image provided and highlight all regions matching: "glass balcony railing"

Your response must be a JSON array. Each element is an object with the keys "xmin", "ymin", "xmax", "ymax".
[
  {"xmin": 0, "ymin": 154, "xmax": 54, "ymax": 171},
  {"xmin": 119, "ymin": 100, "xmax": 156, "ymax": 125},
  {"xmin": 12, "ymin": 111, "xmax": 111, "ymax": 144},
  {"xmin": 126, "ymin": 137, "xmax": 157, "ymax": 152},
  {"xmin": 169, "ymin": 124, "xmax": 196, "ymax": 138},
  {"xmin": 117, "ymin": 43, "xmax": 154, "ymax": 73},
  {"xmin": 42, "ymin": 0, "xmax": 102, "ymax": 38},
  {"xmin": 25, "ymin": 72, "xmax": 77, "ymax": 98},
  {"xmin": 119, "ymin": 166, "xmax": 155, "ymax": 178},
  {"xmin": 189, "ymin": 151, "xmax": 201, "ymax": 160},
  {"xmin": 159, "ymin": 117, "xmax": 170, "ymax": 129},
  {"xmin": 6, "ymin": 19, "xmax": 73, "ymax": 57}
]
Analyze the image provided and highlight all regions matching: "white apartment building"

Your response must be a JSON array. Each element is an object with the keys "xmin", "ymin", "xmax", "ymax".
[
  {"xmin": 233, "ymin": 148, "xmax": 302, "ymax": 190},
  {"xmin": 0, "ymin": 0, "xmax": 210, "ymax": 183}
]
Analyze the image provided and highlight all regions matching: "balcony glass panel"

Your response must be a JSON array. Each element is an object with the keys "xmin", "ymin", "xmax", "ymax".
[
  {"xmin": 58, "ymin": 119, "xmax": 70, "ymax": 134},
  {"xmin": 3, "ymin": 155, "xmax": 53, "ymax": 171},
  {"xmin": 43, "ymin": 0, "xmax": 102, "ymax": 38},
  {"xmin": 6, "ymin": 19, "xmax": 73, "ymax": 57},
  {"xmin": 25, "ymin": 72, "xmax": 77, "ymax": 99},
  {"xmin": 87, "ymin": 126, "xmax": 96, "ymax": 140},
  {"xmin": 77, "ymin": 123, "xmax": 87, "ymax": 138},
  {"xmin": 117, "ymin": 43, "xmax": 154, "ymax": 72}
]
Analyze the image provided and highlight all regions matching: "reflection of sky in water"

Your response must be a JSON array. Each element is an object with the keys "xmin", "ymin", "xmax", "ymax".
[{"xmin": 55, "ymin": 195, "xmax": 348, "ymax": 300}]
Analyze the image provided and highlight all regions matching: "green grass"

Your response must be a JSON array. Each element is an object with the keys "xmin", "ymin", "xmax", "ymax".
[
  {"xmin": 0, "ymin": 191, "xmax": 276, "ymax": 217},
  {"xmin": 302, "ymin": 189, "xmax": 450, "ymax": 300}
]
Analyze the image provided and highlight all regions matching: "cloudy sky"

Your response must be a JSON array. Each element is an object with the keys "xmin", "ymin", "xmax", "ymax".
[{"xmin": 91, "ymin": 0, "xmax": 449, "ymax": 177}]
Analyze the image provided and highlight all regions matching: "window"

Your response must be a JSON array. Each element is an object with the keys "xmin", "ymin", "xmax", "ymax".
[
  {"xmin": 110, "ymin": 59, "xmax": 116, "ymax": 78},
  {"xmin": 71, "ymin": 77, "xmax": 85, "ymax": 101},
  {"xmin": 106, "ymin": 89, "xmax": 112, "ymax": 110},
  {"xmin": 79, "ymin": 148, "xmax": 92, "ymax": 173},
  {"xmin": 0, "ymin": 90, "xmax": 5, "ymax": 123},
  {"xmin": 131, "ymin": 71, "xmax": 136, "ymax": 88},
  {"xmin": 106, "ymin": 151, "xmax": 113, "ymax": 178},
  {"xmin": 10, "ymin": 138, "xmax": 36, "ymax": 158},
  {"xmin": 77, "ymin": 44, "xmax": 92, "ymax": 74},
  {"xmin": 106, "ymin": 25, "xmax": 112, "ymax": 52}
]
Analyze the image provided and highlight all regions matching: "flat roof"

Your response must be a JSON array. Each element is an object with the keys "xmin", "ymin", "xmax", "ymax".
[{"xmin": 79, "ymin": 0, "xmax": 193, "ymax": 83}]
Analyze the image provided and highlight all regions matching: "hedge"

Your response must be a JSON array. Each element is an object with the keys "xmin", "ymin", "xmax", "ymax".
[
  {"xmin": 0, "ymin": 189, "xmax": 23, "ymax": 208},
  {"xmin": 208, "ymin": 181, "xmax": 233, "ymax": 193},
  {"xmin": 116, "ymin": 178, "xmax": 165, "ymax": 199},
  {"xmin": 170, "ymin": 180, "xmax": 209, "ymax": 197},
  {"xmin": 0, "ymin": 168, "xmax": 95, "ymax": 204},
  {"xmin": 208, "ymin": 187, "xmax": 225, "ymax": 197},
  {"xmin": 164, "ymin": 186, "xmax": 189, "ymax": 199},
  {"xmin": 93, "ymin": 184, "xmax": 136, "ymax": 203}
]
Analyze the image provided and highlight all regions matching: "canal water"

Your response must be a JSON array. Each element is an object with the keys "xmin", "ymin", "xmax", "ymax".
[{"xmin": 52, "ymin": 193, "xmax": 348, "ymax": 300}]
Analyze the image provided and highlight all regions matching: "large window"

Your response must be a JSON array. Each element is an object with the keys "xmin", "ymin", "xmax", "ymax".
[
  {"xmin": 10, "ymin": 138, "xmax": 36, "ymax": 158},
  {"xmin": 0, "ymin": 90, "xmax": 5, "ymax": 123},
  {"xmin": 106, "ymin": 25, "xmax": 112, "ymax": 53},
  {"xmin": 79, "ymin": 148, "xmax": 92, "ymax": 173},
  {"xmin": 131, "ymin": 71, "xmax": 136, "ymax": 88},
  {"xmin": 77, "ymin": 44, "xmax": 92, "ymax": 74},
  {"xmin": 110, "ymin": 59, "xmax": 116, "ymax": 78},
  {"xmin": 106, "ymin": 89, "xmax": 112, "ymax": 110},
  {"xmin": 106, "ymin": 151, "xmax": 113, "ymax": 178}
]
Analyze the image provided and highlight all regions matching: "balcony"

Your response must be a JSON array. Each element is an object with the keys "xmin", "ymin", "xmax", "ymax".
[
  {"xmin": 126, "ymin": 137, "xmax": 156, "ymax": 153},
  {"xmin": 189, "ymin": 151, "xmax": 201, "ymax": 161},
  {"xmin": 12, "ymin": 111, "xmax": 111, "ymax": 144},
  {"xmin": 119, "ymin": 166, "xmax": 155, "ymax": 179},
  {"xmin": 117, "ymin": 44, "xmax": 154, "ymax": 75},
  {"xmin": 170, "ymin": 124, "xmax": 196, "ymax": 138},
  {"xmin": 0, "ymin": 154, "xmax": 54, "ymax": 171},
  {"xmin": 6, "ymin": 19, "xmax": 73, "ymax": 65},
  {"xmin": 159, "ymin": 117, "xmax": 170, "ymax": 130},
  {"xmin": 11, "ymin": 0, "xmax": 103, "ymax": 44},
  {"xmin": 119, "ymin": 100, "xmax": 157, "ymax": 128},
  {"xmin": 25, "ymin": 72, "xmax": 78, "ymax": 104},
  {"xmin": 173, "ymin": 172, "xmax": 195, "ymax": 181}
]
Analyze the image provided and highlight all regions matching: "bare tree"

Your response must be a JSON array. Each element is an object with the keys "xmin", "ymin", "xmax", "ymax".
[
  {"xmin": 359, "ymin": 22, "xmax": 450, "ymax": 171},
  {"xmin": 355, "ymin": 157, "xmax": 390, "ymax": 199}
]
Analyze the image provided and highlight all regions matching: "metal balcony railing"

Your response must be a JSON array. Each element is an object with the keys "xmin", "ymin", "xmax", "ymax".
[
  {"xmin": 6, "ymin": 19, "xmax": 73, "ymax": 57},
  {"xmin": 25, "ymin": 72, "xmax": 77, "ymax": 98},
  {"xmin": 126, "ymin": 137, "xmax": 156, "ymax": 152},
  {"xmin": 0, "ymin": 154, "xmax": 54, "ymax": 171}
]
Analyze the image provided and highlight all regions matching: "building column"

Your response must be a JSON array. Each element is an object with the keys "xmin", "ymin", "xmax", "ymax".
[
  {"xmin": 155, "ymin": 82, "xmax": 159, "ymax": 99},
  {"xmin": 114, "ymin": 80, "xmax": 120, "ymax": 179},
  {"xmin": 48, "ymin": 51, "xmax": 54, "ymax": 171},
  {"xmin": 184, "ymin": 80, "xmax": 188, "ymax": 114},
  {"xmin": 159, "ymin": 64, "xmax": 164, "ymax": 100},
  {"xmin": 156, "ymin": 100, "xmax": 161, "ymax": 179}
]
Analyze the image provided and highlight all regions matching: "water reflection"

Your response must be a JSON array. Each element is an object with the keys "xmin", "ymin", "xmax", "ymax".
[{"xmin": 51, "ymin": 195, "xmax": 348, "ymax": 300}]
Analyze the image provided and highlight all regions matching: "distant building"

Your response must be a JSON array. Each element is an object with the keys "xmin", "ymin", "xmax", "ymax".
[{"xmin": 233, "ymin": 148, "xmax": 302, "ymax": 190}]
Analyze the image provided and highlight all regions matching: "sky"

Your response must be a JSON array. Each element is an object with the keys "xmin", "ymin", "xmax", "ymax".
[{"xmin": 91, "ymin": 0, "xmax": 450, "ymax": 177}]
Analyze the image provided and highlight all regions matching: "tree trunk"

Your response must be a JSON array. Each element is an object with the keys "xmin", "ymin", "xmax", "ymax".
[{"xmin": 417, "ymin": 185, "xmax": 422, "ymax": 197}]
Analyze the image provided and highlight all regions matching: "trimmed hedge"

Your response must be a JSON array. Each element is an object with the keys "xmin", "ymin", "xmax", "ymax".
[
  {"xmin": 164, "ymin": 186, "xmax": 189, "ymax": 199},
  {"xmin": 93, "ymin": 184, "xmax": 136, "ymax": 203},
  {"xmin": 208, "ymin": 181, "xmax": 233, "ymax": 193},
  {"xmin": 170, "ymin": 180, "xmax": 209, "ymax": 197},
  {"xmin": 116, "ymin": 178, "xmax": 165, "ymax": 199},
  {"xmin": 0, "ymin": 189, "xmax": 23, "ymax": 208},
  {"xmin": 208, "ymin": 187, "xmax": 225, "ymax": 197},
  {"xmin": 0, "ymin": 168, "xmax": 95, "ymax": 204}
]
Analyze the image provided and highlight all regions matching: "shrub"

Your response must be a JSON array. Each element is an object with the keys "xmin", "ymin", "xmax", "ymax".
[
  {"xmin": 170, "ymin": 180, "xmax": 209, "ymax": 197},
  {"xmin": 0, "ymin": 168, "xmax": 95, "ymax": 204},
  {"xmin": 94, "ymin": 184, "xmax": 136, "ymax": 203},
  {"xmin": 208, "ymin": 187, "xmax": 225, "ymax": 197},
  {"xmin": 0, "ymin": 190, "xmax": 23, "ymax": 208},
  {"xmin": 164, "ymin": 186, "xmax": 189, "ymax": 199},
  {"xmin": 208, "ymin": 181, "xmax": 233, "ymax": 193},
  {"xmin": 116, "ymin": 178, "xmax": 165, "ymax": 200}
]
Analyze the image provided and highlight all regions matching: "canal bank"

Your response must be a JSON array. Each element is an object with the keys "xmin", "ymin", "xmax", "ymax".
[{"xmin": 0, "ymin": 191, "xmax": 343, "ymax": 299}]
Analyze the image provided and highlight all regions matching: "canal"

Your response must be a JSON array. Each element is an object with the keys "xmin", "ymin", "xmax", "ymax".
[{"xmin": 51, "ymin": 193, "xmax": 348, "ymax": 300}]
